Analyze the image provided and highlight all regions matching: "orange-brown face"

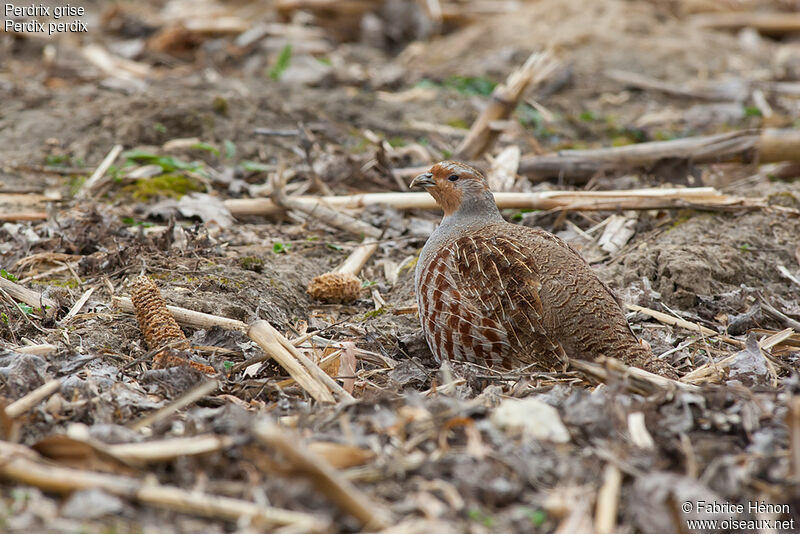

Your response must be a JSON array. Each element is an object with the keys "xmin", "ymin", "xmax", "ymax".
[{"xmin": 409, "ymin": 161, "xmax": 489, "ymax": 215}]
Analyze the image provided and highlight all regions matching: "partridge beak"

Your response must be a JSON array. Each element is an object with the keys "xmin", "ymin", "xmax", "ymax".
[{"xmin": 410, "ymin": 172, "xmax": 435, "ymax": 189}]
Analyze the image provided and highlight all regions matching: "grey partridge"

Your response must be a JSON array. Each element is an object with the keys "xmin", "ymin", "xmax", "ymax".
[{"xmin": 410, "ymin": 161, "xmax": 677, "ymax": 379}]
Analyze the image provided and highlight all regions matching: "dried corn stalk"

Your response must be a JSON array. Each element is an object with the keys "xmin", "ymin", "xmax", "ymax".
[{"xmin": 130, "ymin": 276, "xmax": 214, "ymax": 373}]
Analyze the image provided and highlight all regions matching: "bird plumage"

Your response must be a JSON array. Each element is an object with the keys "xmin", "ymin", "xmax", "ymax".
[{"xmin": 411, "ymin": 161, "xmax": 676, "ymax": 378}]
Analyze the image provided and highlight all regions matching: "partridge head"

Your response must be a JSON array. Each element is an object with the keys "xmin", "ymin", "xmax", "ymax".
[{"xmin": 410, "ymin": 161, "xmax": 677, "ymax": 378}]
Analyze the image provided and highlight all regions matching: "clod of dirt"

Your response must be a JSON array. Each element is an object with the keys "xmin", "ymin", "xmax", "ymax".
[
  {"xmin": 0, "ymin": 352, "xmax": 48, "ymax": 398},
  {"xmin": 610, "ymin": 212, "xmax": 798, "ymax": 311}
]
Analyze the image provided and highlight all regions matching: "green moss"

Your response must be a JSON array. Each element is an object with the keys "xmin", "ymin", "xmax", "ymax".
[
  {"xmin": 653, "ymin": 130, "xmax": 677, "ymax": 141},
  {"xmin": 611, "ymin": 135, "xmax": 636, "ymax": 147},
  {"xmin": 666, "ymin": 210, "xmax": 700, "ymax": 232},
  {"xmin": 766, "ymin": 191, "xmax": 799, "ymax": 208},
  {"xmin": 239, "ymin": 256, "xmax": 265, "ymax": 272},
  {"xmin": 443, "ymin": 75, "xmax": 497, "ymax": 96},
  {"xmin": 45, "ymin": 154, "xmax": 70, "ymax": 166},
  {"xmin": 122, "ymin": 174, "xmax": 204, "ymax": 201},
  {"xmin": 468, "ymin": 508, "xmax": 495, "ymax": 527},
  {"xmin": 357, "ymin": 307, "xmax": 388, "ymax": 321},
  {"xmin": 212, "ymin": 95, "xmax": 229, "ymax": 115},
  {"xmin": 30, "ymin": 278, "xmax": 79, "ymax": 289},
  {"xmin": 204, "ymin": 274, "xmax": 247, "ymax": 290},
  {"xmin": 446, "ymin": 118, "xmax": 470, "ymax": 129}
]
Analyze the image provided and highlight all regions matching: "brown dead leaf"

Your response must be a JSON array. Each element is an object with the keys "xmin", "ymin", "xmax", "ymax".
[
  {"xmin": 32, "ymin": 435, "xmax": 138, "ymax": 475},
  {"xmin": 339, "ymin": 342, "xmax": 358, "ymax": 395},
  {"xmin": 307, "ymin": 441, "xmax": 375, "ymax": 469},
  {"xmin": 0, "ymin": 398, "xmax": 20, "ymax": 442}
]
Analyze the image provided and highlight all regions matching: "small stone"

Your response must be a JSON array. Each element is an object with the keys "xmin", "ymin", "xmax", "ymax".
[{"xmin": 491, "ymin": 397, "xmax": 570, "ymax": 443}]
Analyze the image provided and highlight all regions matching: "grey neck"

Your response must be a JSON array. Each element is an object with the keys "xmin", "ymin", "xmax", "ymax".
[
  {"xmin": 418, "ymin": 190, "xmax": 504, "ymax": 275},
  {"xmin": 439, "ymin": 190, "xmax": 504, "ymax": 234}
]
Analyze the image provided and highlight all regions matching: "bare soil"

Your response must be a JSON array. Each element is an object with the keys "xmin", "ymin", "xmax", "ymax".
[{"xmin": 1, "ymin": 0, "xmax": 799, "ymax": 532}]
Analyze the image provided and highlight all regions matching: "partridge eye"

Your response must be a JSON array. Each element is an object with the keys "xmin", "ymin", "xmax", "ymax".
[{"xmin": 448, "ymin": 174, "xmax": 459, "ymax": 182}]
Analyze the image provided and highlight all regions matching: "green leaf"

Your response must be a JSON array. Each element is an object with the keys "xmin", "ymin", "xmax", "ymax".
[
  {"xmin": 223, "ymin": 361, "xmax": 234, "ymax": 371},
  {"xmin": 241, "ymin": 160, "xmax": 272, "ymax": 173},
  {"xmin": 272, "ymin": 242, "xmax": 291, "ymax": 254},
  {"xmin": 45, "ymin": 154, "xmax": 69, "ymax": 166},
  {"xmin": 223, "ymin": 140, "xmax": 236, "ymax": 160},
  {"xmin": 579, "ymin": 110, "xmax": 596, "ymax": 122},
  {"xmin": 326, "ymin": 243, "xmax": 343, "ymax": 251},
  {"xmin": 122, "ymin": 150, "xmax": 202, "ymax": 174},
  {"xmin": 525, "ymin": 508, "xmax": 547, "ymax": 526},
  {"xmin": 468, "ymin": 508, "xmax": 495, "ymax": 527},
  {"xmin": 0, "ymin": 312, "xmax": 7, "ymax": 324},
  {"xmin": 153, "ymin": 122, "xmax": 167, "ymax": 134},
  {"xmin": 190, "ymin": 142, "xmax": 220, "ymax": 157},
  {"xmin": 121, "ymin": 216, "xmax": 153, "ymax": 228},
  {"xmin": 17, "ymin": 302, "xmax": 34, "ymax": 315},
  {"xmin": 0, "ymin": 269, "xmax": 18, "ymax": 282},
  {"xmin": 361, "ymin": 280, "xmax": 377, "ymax": 288},
  {"xmin": 445, "ymin": 75, "xmax": 497, "ymax": 96},
  {"xmin": 744, "ymin": 105, "xmax": 762, "ymax": 117},
  {"xmin": 269, "ymin": 44, "xmax": 293, "ymax": 81}
]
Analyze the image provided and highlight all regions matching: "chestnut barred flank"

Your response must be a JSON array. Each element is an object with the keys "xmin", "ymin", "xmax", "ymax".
[{"xmin": 412, "ymin": 162, "xmax": 677, "ymax": 378}]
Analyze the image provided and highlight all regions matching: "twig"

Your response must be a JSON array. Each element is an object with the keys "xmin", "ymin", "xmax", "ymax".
[
  {"xmin": 275, "ymin": 328, "xmax": 354, "ymax": 402},
  {"xmin": 77, "ymin": 144, "xmax": 123, "ymax": 198},
  {"xmin": 605, "ymin": 69, "xmax": 747, "ymax": 101},
  {"xmin": 691, "ymin": 12, "xmax": 800, "ymax": 36},
  {"xmin": 254, "ymin": 128, "xmax": 300, "ymax": 137},
  {"xmin": 594, "ymin": 463, "xmax": 622, "ymax": 534},
  {"xmin": 681, "ymin": 329, "xmax": 794, "ymax": 384},
  {"xmin": 105, "ymin": 435, "xmax": 235, "ymax": 464},
  {"xmin": 130, "ymin": 379, "xmax": 219, "ymax": 431},
  {"xmin": 788, "ymin": 396, "xmax": 800, "ymax": 482},
  {"xmin": 60, "ymin": 287, "xmax": 95, "ymax": 325},
  {"xmin": 254, "ymin": 419, "xmax": 392, "ymax": 530},
  {"xmin": 518, "ymin": 128, "xmax": 800, "ymax": 180},
  {"xmin": 0, "ymin": 212, "xmax": 48, "ymax": 222},
  {"xmin": 627, "ymin": 412, "xmax": 655, "ymax": 450},
  {"xmin": 225, "ymin": 186, "xmax": 757, "ymax": 218},
  {"xmin": 270, "ymin": 172, "xmax": 382, "ymax": 238},
  {"xmin": 778, "ymin": 265, "xmax": 800, "ymax": 289},
  {"xmin": 0, "ymin": 277, "xmax": 59, "ymax": 315},
  {"xmin": 456, "ymin": 51, "xmax": 560, "ymax": 159},
  {"xmin": 4, "ymin": 379, "xmax": 61, "ymax": 418},
  {"xmin": 13, "ymin": 344, "xmax": 58, "ymax": 356},
  {"xmin": 248, "ymin": 321, "xmax": 336, "ymax": 403},
  {"xmin": 625, "ymin": 303, "xmax": 744, "ymax": 347},
  {"xmin": 0, "ymin": 444, "xmax": 325, "ymax": 532},
  {"xmin": 569, "ymin": 356, "xmax": 699, "ymax": 395},
  {"xmin": 113, "ymin": 296, "xmax": 247, "ymax": 331},
  {"xmin": 761, "ymin": 299, "xmax": 800, "ymax": 331}
]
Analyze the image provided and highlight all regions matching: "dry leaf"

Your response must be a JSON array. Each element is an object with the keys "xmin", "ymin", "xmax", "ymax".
[
  {"xmin": 307, "ymin": 441, "xmax": 375, "ymax": 469},
  {"xmin": 339, "ymin": 341, "xmax": 358, "ymax": 394}
]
